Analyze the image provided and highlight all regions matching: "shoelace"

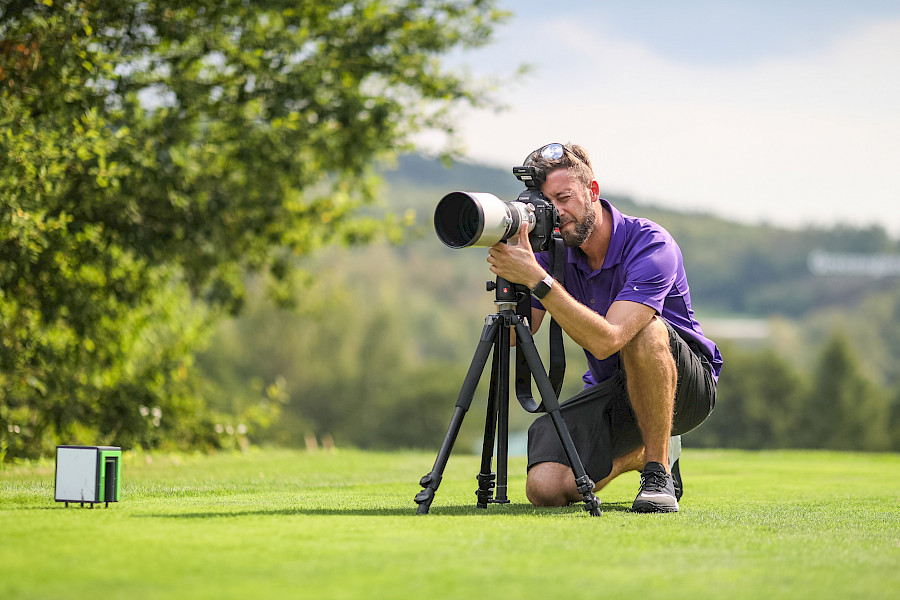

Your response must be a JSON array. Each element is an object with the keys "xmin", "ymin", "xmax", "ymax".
[{"xmin": 639, "ymin": 470, "xmax": 669, "ymax": 494}]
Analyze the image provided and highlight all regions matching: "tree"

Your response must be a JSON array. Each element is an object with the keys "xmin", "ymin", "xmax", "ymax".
[
  {"xmin": 0, "ymin": 0, "xmax": 506, "ymax": 459},
  {"xmin": 890, "ymin": 385, "xmax": 900, "ymax": 452},
  {"xmin": 798, "ymin": 331, "xmax": 891, "ymax": 451},
  {"xmin": 688, "ymin": 343, "xmax": 806, "ymax": 449}
]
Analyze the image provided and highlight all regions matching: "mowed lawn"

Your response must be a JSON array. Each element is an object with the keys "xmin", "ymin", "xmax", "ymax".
[{"xmin": 1, "ymin": 447, "xmax": 897, "ymax": 599}]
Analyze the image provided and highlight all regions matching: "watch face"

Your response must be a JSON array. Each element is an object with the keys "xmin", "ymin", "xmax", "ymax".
[{"xmin": 533, "ymin": 279, "xmax": 552, "ymax": 299}]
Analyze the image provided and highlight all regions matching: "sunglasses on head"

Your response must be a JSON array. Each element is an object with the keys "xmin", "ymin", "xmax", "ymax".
[{"xmin": 524, "ymin": 142, "xmax": 585, "ymax": 167}]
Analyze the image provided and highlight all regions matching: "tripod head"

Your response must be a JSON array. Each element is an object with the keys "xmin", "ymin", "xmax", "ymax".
[{"xmin": 486, "ymin": 276, "xmax": 528, "ymax": 312}]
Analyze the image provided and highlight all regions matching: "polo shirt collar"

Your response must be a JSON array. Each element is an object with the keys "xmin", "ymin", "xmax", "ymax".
[{"xmin": 567, "ymin": 198, "xmax": 625, "ymax": 273}]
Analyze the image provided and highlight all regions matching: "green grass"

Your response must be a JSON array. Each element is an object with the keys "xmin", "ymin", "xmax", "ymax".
[{"xmin": 1, "ymin": 448, "xmax": 898, "ymax": 599}]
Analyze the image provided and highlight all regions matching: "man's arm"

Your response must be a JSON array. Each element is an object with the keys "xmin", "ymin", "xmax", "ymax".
[
  {"xmin": 538, "ymin": 285, "xmax": 655, "ymax": 360},
  {"xmin": 529, "ymin": 307, "xmax": 546, "ymax": 334},
  {"xmin": 488, "ymin": 225, "xmax": 655, "ymax": 359}
]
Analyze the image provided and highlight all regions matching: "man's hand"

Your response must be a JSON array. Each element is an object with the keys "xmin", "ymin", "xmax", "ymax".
[{"xmin": 486, "ymin": 223, "xmax": 547, "ymax": 289}]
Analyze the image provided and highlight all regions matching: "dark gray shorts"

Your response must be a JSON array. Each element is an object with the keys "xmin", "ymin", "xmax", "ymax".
[{"xmin": 526, "ymin": 321, "xmax": 716, "ymax": 483}]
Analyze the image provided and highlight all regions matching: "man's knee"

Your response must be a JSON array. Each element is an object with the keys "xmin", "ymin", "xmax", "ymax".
[
  {"xmin": 526, "ymin": 462, "xmax": 578, "ymax": 507},
  {"xmin": 620, "ymin": 316, "xmax": 672, "ymax": 367}
]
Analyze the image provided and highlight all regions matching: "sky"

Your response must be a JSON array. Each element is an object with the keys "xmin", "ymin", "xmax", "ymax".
[{"xmin": 424, "ymin": 0, "xmax": 900, "ymax": 236}]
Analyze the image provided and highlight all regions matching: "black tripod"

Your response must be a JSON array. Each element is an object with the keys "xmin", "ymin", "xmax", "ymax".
[{"xmin": 414, "ymin": 276, "xmax": 601, "ymax": 517}]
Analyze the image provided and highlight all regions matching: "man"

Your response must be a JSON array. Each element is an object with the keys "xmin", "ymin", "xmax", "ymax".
[{"xmin": 487, "ymin": 142, "xmax": 721, "ymax": 513}]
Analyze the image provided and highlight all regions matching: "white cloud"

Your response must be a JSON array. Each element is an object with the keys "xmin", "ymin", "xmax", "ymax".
[{"xmin": 445, "ymin": 16, "xmax": 900, "ymax": 234}]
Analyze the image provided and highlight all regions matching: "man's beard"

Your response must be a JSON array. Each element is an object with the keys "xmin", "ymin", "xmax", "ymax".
[{"xmin": 561, "ymin": 208, "xmax": 596, "ymax": 247}]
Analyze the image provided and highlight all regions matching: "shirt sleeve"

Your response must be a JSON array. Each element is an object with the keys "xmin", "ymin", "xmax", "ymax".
[{"xmin": 613, "ymin": 232, "xmax": 678, "ymax": 314}]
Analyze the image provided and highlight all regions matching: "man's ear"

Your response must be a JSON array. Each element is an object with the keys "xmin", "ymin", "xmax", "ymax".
[{"xmin": 590, "ymin": 180, "xmax": 600, "ymax": 201}]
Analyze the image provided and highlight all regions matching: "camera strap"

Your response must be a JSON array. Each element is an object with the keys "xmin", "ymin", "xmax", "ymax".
[
  {"xmin": 547, "ymin": 235, "xmax": 566, "ymax": 398},
  {"xmin": 513, "ymin": 235, "xmax": 566, "ymax": 413}
]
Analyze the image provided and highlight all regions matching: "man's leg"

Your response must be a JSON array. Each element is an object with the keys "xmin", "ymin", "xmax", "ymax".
[
  {"xmin": 525, "ymin": 462, "xmax": 576, "ymax": 507},
  {"xmin": 525, "ymin": 319, "xmax": 711, "ymax": 511},
  {"xmin": 525, "ymin": 446, "xmax": 645, "ymax": 507},
  {"xmin": 620, "ymin": 316, "xmax": 680, "ymax": 512},
  {"xmin": 619, "ymin": 316, "xmax": 677, "ymax": 473}
]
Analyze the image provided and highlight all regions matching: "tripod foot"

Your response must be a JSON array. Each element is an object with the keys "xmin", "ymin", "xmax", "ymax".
[
  {"xmin": 584, "ymin": 496, "xmax": 601, "ymax": 517},
  {"xmin": 415, "ymin": 472, "xmax": 441, "ymax": 515},
  {"xmin": 576, "ymin": 475, "xmax": 602, "ymax": 517},
  {"xmin": 415, "ymin": 488, "xmax": 434, "ymax": 515},
  {"xmin": 475, "ymin": 472, "xmax": 496, "ymax": 508}
]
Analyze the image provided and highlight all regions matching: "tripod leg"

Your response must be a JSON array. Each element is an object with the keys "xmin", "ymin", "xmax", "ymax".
[
  {"xmin": 416, "ymin": 316, "xmax": 501, "ymax": 514},
  {"xmin": 416, "ymin": 406, "xmax": 465, "ymax": 514},
  {"xmin": 495, "ymin": 319, "xmax": 511, "ymax": 504},
  {"xmin": 476, "ymin": 320, "xmax": 512, "ymax": 507},
  {"xmin": 514, "ymin": 320, "xmax": 602, "ymax": 517},
  {"xmin": 476, "ymin": 347, "xmax": 500, "ymax": 508}
]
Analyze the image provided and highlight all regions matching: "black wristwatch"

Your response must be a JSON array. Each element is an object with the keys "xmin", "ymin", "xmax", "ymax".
[{"xmin": 531, "ymin": 274, "xmax": 554, "ymax": 300}]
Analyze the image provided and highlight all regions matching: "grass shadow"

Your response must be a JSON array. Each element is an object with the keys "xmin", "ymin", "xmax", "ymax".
[{"xmin": 135, "ymin": 501, "xmax": 632, "ymax": 519}]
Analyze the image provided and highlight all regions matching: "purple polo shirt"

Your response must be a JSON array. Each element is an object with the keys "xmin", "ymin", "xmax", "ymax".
[{"xmin": 534, "ymin": 199, "xmax": 723, "ymax": 386}]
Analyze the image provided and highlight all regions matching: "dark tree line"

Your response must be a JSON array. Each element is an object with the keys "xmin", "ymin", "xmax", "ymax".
[
  {"xmin": 690, "ymin": 332, "xmax": 896, "ymax": 452},
  {"xmin": 193, "ymin": 242, "xmax": 900, "ymax": 455}
]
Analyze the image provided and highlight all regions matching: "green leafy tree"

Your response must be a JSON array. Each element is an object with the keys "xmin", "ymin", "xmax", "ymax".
[
  {"xmin": 0, "ymin": 0, "xmax": 506, "ymax": 459},
  {"xmin": 890, "ymin": 385, "xmax": 900, "ymax": 451},
  {"xmin": 799, "ymin": 331, "xmax": 891, "ymax": 451},
  {"xmin": 688, "ymin": 344, "xmax": 806, "ymax": 449}
]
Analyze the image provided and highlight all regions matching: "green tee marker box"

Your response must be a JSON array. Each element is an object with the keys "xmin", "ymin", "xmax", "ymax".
[{"xmin": 55, "ymin": 446, "xmax": 122, "ymax": 507}]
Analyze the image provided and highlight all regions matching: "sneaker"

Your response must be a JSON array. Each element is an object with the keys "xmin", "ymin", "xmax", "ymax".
[{"xmin": 632, "ymin": 462, "xmax": 679, "ymax": 513}]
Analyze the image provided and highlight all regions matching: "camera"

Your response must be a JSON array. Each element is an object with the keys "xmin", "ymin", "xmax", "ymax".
[{"xmin": 433, "ymin": 166, "xmax": 560, "ymax": 252}]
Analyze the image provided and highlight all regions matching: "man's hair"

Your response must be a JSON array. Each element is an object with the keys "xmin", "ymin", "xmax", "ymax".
[{"xmin": 527, "ymin": 143, "xmax": 595, "ymax": 189}]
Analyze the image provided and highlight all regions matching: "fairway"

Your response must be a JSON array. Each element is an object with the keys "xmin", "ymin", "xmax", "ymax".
[{"xmin": 1, "ymin": 448, "xmax": 897, "ymax": 599}]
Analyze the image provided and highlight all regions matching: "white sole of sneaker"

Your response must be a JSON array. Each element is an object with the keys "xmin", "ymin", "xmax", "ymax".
[
  {"xmin": 631, "ymin": 503, "xmax": 679, "ymax": 513},
  {"xmin": 632, "ymin": 494, "xmax": 680, "ymax": 513}
]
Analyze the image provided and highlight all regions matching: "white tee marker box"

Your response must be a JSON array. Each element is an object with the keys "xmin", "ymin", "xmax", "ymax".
[{"xmin": 54, "ymin": 446, "xmax": 122, "ymax": 507}]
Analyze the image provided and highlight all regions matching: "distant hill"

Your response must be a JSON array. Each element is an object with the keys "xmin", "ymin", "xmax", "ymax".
[{"xmin": 382, "ymin": 154, "xmax": 900, "ymax": 319}]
